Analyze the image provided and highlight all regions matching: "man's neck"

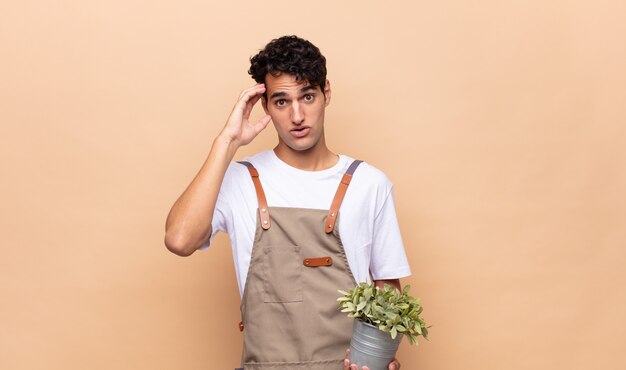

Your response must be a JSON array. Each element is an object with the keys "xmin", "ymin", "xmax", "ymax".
[{"xmin": 273, "ymin": 142, "xmax": 339, "ymax": 172}]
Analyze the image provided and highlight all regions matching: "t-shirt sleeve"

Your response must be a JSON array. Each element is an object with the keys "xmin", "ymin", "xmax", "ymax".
[
  {"xmin": 369, "ymin": 186, "xmax": 412, "ymax": 279},
  {"xmin": 198, "ymin": 195, "xmax": 228, "ymax": 250},
  {"xmin": 199, "ymin": 164, "xmax": 234, "ymax": 250}
]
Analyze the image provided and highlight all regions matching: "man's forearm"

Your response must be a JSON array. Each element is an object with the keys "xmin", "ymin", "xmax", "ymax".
[{"xmin": 164, "ymin": 135, "xmax": 239, "ymax": 256}]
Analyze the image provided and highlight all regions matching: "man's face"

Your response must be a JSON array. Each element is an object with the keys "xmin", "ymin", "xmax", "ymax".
[{"xmin": 262, "ymin": 73, "xmax": 331, "ymax": 153}]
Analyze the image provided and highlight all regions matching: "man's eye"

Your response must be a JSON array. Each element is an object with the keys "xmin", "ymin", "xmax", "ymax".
[
  {"xmin": 304, "ymin": 94, "xmax": 314, "ymax": 102},
  {"xmin": 275, "ymin": 99, "xmax": 286, "ymax": 106}
]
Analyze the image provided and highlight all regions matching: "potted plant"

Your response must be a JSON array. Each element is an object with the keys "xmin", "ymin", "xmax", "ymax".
[{"xmin": 337, "ymin": 282, "xmax": 430, "ymax": 370}]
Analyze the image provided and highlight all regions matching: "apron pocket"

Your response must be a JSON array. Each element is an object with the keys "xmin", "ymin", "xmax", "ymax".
[{"xmin": 262, "ymin": 245, "xmax": 303, "ymax": 303}]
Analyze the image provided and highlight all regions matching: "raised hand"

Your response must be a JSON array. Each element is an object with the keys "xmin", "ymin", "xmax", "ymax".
[{"xmin": 220, "ymin": 83, "xmax": 272, "ymax": 147}]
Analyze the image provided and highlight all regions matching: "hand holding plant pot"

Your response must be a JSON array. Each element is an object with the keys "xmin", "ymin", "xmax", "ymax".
[{"xmin": 338, "ymin": 282, "xmax": 430, "ymax": 370}]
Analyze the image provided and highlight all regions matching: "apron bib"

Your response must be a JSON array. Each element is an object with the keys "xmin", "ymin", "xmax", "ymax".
[{"xmin": 237, "ymin": 159, "xmax": 363, "ymax": 370}]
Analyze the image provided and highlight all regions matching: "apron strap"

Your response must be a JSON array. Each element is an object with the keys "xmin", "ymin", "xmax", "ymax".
[
  {"xmin": 325, "ymin": 160, "xmax": 363, "ymax": 233},
  {"xmin": 237, "ymin": 161, "xmax": 271, "ymax": 230}
]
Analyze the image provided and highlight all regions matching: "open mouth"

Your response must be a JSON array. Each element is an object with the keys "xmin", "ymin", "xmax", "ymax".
[{"xmin": 290, "ymin": 127, "xmax": 310, "ymax": 138}]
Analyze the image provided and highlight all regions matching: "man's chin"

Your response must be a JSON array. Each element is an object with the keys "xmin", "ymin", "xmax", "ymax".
[
  {"xmin": 289, "ymin": 141, "xmax": 318, "ymax": 152},
  {"xmin": 278, "ymin": 138, "xmax": 317, "ymax": 153}
]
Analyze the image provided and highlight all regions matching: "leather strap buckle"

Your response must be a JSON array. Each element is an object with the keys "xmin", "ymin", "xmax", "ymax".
[
  {"xmin": 325, "ymin": 160, "xmax": 363, "ymax": 233},
  {"xmin": 303, "ymin": 256, "xmax": 333, "ymax": 267}
]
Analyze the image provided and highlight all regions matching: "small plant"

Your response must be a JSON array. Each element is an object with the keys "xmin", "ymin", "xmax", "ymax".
[{"xmin": 338, "ymin": 282, "xmax": 430, "ymax": 345}]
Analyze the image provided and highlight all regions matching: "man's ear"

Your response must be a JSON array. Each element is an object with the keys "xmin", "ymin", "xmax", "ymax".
[{"xmin": 323, "ymin": 79, "xmax": 332, "ymax": 107}]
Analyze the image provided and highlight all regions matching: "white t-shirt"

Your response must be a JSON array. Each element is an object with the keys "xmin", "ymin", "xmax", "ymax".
[{"xmin": 201, "ymin": 150, "xmax": 411, "ymax": 296}]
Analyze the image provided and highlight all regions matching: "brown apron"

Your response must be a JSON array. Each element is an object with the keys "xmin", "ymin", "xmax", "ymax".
[{"xmin": 235, "ymin": 159, "xmax": 363, "ymax": 370}]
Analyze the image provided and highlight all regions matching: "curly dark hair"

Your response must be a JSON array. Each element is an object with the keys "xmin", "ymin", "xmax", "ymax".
[{"xmin": 248, "ymin": 35, "xmax": 327, "ymax": 96}]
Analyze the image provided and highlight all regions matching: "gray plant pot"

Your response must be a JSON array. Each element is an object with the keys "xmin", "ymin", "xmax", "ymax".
[{"xmin": 349, "ymin": 319, "xmax": 403, "ymax": 370}]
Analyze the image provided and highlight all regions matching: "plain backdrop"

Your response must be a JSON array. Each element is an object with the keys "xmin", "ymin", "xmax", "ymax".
[{"xmin": 1, "ymin": 1, "xmax": 625, "ymax": 369}]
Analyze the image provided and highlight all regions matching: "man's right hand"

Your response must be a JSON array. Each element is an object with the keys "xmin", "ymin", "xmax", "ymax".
[
  {"xmin": 164, "ymin": 83, "xmax": 271, "ymax": 256},
  {"xmin": 219, "ymin": 83, "xmax": 272, "ymax": 147}
]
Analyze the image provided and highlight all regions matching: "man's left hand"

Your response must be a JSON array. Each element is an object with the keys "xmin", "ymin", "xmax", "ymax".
[{"xmin": 343, "ymin": 348, "xmax": 401, "ymax": 370}]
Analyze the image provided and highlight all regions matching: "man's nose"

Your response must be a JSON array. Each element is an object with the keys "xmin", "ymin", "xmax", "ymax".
[{"xmin": 291, "ymin": 102, "xmax": 304, "ymax": 124}]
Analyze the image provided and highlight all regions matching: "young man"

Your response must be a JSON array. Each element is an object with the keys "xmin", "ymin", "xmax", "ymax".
[{"xmin": 165, "ymin": 35, "xmax": 410, "ymax": 370}]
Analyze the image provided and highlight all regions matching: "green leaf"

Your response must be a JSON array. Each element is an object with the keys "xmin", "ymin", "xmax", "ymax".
[
  {"xmin": 356, "ymin": 301, "xmax": 367, "ymax": 311},
  {"xmin": 364, "ymin": 303, "xmax": 372, "ymax": 315},
  {"xmin": 407, "ymin": 334, "xmax": 416, "ymax": 345},
  {"xmin": 364, "ymin": 287, "xmax": 373, "ymax": 300},
  {"xmin": 337, "ymin": 281, "xmax": 430, "ymax": 346}
]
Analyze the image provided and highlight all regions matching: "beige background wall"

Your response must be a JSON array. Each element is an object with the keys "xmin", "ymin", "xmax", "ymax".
[{"xmin": 1, "ymin": 1, "xmax": 625, "ymax": 369}]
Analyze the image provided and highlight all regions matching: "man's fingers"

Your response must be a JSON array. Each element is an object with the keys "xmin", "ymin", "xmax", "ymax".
[
  {"xmin": 389, "ymin": 359, "xmax": 401, "ymax": 370},
  {"xmin": 242, "ymin": 93, "xmax": 261, "ymax": 120},
  {"xmin": 245, "ymin": 93, "xmax": 263, "ymax": 114},
  {"xmin": 242, "ymin": 88, "xmax": 264, "ymax": 107},
  {"xmin": 237, "ymin": 85, "xmax": 265, "ymax": 119},
  {"xmin": 238, "ymin": 83, "xmax": 263, "ymax": 97},
  {"xmin": 248, "ymin": 93, "xmax": 262, "ymax": 106},
  {"xmin": 253, "ymin": 115, "xmax": 271, "ymax": 133},
  {"xmin": 238, "ymin": 83, "xmax": 265, "ymax": 102},
  {"xmin": 230, "ymin": 84, "xmax": 266, "ymax": 125},
  {"xmin": 344, "ymin": 346, "xmax": 392, "ymax": 370}
]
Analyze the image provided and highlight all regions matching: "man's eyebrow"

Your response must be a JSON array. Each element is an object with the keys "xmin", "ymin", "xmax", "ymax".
[
  {"xmin": 269, "ymin": 91, "xmax": 287, "ymax": 100},
  {"xmin": 269, "ymin": 85, "xmax": 318, "ymax": 100},
  {"xmin": 299, "ymin": 85, "xmax": 317, "ymax": 93}
]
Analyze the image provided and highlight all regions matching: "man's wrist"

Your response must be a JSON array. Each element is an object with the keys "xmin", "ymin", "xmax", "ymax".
[
  {"xmin": 214, "ymin": 133, "xmax": 241, "ymax": 153},
  {"xmin": 215, "ymin": 131, "xmax": 234, "ymax": 145}
]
